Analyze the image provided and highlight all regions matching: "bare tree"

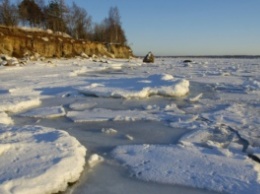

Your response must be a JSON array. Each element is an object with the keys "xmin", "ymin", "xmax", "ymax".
[
  {"xmin": 92, "ymin": 22, "xmax": 106, "ymax": 42},
  {"xmin": 35, "ymin": 0, "xmax": 45, "ymax": 10},
  {"xmin": 66, "ymin": 2, "xmax": 92, "ymax": 39},
  {"xmin": 18, "ymin": 0, "xmax": 44, "ymax": 27},
  {"xmin": 45, "ymin": 0, "xmax": 67, "ymax": 32},
  {"xmin": 106, "ymin": 6, "xmax": 127, "ymax": 44},
  {"xmin": 0, "ymin": 0, "xmax": 18, "ymax": 26},
  {"xmin": 91, "ymin": 6, "xmax": 127, "ymax": 45},
  {"xmin": 108, "ymin": 6, "xmax": 120, "ymax": 43}
]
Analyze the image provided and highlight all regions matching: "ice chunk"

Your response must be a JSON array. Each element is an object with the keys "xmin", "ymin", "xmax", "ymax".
[
  {"xmin": 125, "ymin": 134, "xmax": 134, "ymax": 141},
  {"xmin": 21, "ymin": 106, "xmax": 66, "ymax": 118},
  {"xmin": 101, "ymin": 128, "xmax": 118, "ymax": 134},
  {"xmin": 0, "ymin": 125, "xmax": 86, "ymax": 194},
  {"xmin": 78, "ymin": 74, "xmax": 189, "ymax": 99},
  {"xmin": 9, "ymin": 87, "xmax": 41, "ymax": 97},
  {"xmin": 161, "ymin": 74, "xmax": 174, "ymax": 80},
  {"xmin": 67, "ymin": 108, "xmax": 158, "ymax": 122},
  {"xmin": 164, "ymin": 103, "xmax": 185, "ymax": 114},
  {"xmin": 0, "ymin": 112, "xmax": 13, "ymax": 125},
  {"xmin": 0, "ymin": 96, "xmax": 41, "ymax": 113},
  {"xmin": 188, "ymin": 93, "xmax": 203, "ymax": 102},
  {"xmin": 88, "ymin": 154, "xmax": 104, "ymax": 168},
  {"xmin": 69, "ymin": 101, "xmax": 97, "ymax": 111}
]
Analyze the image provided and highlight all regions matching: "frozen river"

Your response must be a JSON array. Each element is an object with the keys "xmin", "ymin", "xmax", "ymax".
[{"xmin": 0, "ymin": 56, "xmax": 260, "ymax": 194}]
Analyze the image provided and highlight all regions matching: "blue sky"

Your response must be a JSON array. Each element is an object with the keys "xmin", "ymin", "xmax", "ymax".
[{"xmin": 65, "ymin": 1, "xmax": 259, "ymax": 56}]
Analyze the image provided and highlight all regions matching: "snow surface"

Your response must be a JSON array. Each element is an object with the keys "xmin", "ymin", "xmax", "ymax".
[
  {"xmin": 112, "ymin": 143, "xmax": 260, "ymax": 194},
  {"xmin": 0, "ymin": 56, "xmax": 259, "ymax": 194},
  {"xmin": 0, "ymin": 125, "xmax": 86, "ymax": 194}
]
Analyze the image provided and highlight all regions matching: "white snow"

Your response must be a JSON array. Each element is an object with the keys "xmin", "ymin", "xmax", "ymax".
[
  {"xmin": 0, "ymin": 56, "xmax": 259, "ymax": 193},
  {"xmin": 112, "ymin": 143, "xmax": 260, "ymax": 194},
  {"xmin": 0, "ymin": 124, "xmax": 86, "ymax": 194}
]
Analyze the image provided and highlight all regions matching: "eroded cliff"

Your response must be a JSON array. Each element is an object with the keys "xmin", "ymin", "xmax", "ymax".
[{"xmin": 0, "ymin": 26, "xmax": 133, "ymax": 59}]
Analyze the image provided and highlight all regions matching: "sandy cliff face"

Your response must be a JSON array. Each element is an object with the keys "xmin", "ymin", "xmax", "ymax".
[{"xmin": 0, "ymin": 26, "xmax": 133, "ymax": 58}]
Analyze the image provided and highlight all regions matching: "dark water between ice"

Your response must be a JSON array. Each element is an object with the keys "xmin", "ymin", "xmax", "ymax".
[{"xmin": 12, "ymin": 81, "xmax": 221, "ymax": 194}]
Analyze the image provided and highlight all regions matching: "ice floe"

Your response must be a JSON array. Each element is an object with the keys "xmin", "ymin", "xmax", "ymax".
[
  {"xmin": 202, "ymin": 103, "xmax": 260, "ymax": 147},
  {"xmin": 67, "ymin": 108, "xmax": 159, "ymax": 122},
  {"xmin": 0, "ymin": 96, "xmax": 41, "ymax": 113},
  {"xmin": 78, "ymin": 74, "xmax": 189, "ymax": 99},
  {"xmin": 0, "ymin": 125, "xmax": 86, "ymax": 194},
  {"xmin": 69, "ymin": 101, "xmax": 97, "ymax": 111},
  {"xmin": 112, "ymin": 143, "xmax": 260, "ymax": 194},
  {"xmin": 21, "ymin": 106, "xmax": 66, "ymax": 118}
]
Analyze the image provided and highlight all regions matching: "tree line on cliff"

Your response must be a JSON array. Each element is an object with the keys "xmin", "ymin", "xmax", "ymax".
[{"xmin": 0, "ymin": 0, "xmax": 127, "ymax": 45}]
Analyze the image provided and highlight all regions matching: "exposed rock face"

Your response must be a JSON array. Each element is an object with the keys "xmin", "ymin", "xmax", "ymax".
[
  {"xmin": 0, "ymin": 26, "xmax": 133, "ymax": 59},
  {"xmin": 143, "ymin": 52, "xmax": 154, "ymax": 63}
]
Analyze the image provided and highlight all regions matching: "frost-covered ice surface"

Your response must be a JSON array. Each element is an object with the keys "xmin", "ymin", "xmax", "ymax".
[
  {"xmin": 112, "ymin": 144, "xmax": 260, "ymax": 194},
  {"xmin": 0, "ymin": 125, "xmax": 86, "ymax": 194},
  {"xmin": 0, "ymin": 57, "xmax": 259, "ymax": 194}
]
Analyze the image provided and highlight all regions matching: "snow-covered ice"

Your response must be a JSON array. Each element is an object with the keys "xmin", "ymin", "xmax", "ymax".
[
  {"xmin": 67, "ymin": 108, "xmax": 159, "ymax": 122},
  {"xmin": 0, "ymin": 57, "xmax": 259, "ymax": 194},
  {"xmin": 202, "ymin": 103, "xmax": 260, "ymax": 147},
  {"xmin": 0, "ymin": 96, "xmax": 41, "ymax": 113},
  {"xmin": 78, "ymin": 74, "xmax": 190, "ymax": 99},
  {"xmin": 0, "ymin": 124, "xmax": 86, "ymax": 194},
  {"xmin": 112, "ymin": 143, "xmax": 260, "ymax": 194},
  {"xmin": 22, "ymin": 106, "xmax": 66, "ymax": 118}
]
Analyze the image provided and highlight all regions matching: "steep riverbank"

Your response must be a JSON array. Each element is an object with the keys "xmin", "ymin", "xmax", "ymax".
[{"xmin": 0, "ymin": 26, "xmax": 133, "ymax": 59}]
